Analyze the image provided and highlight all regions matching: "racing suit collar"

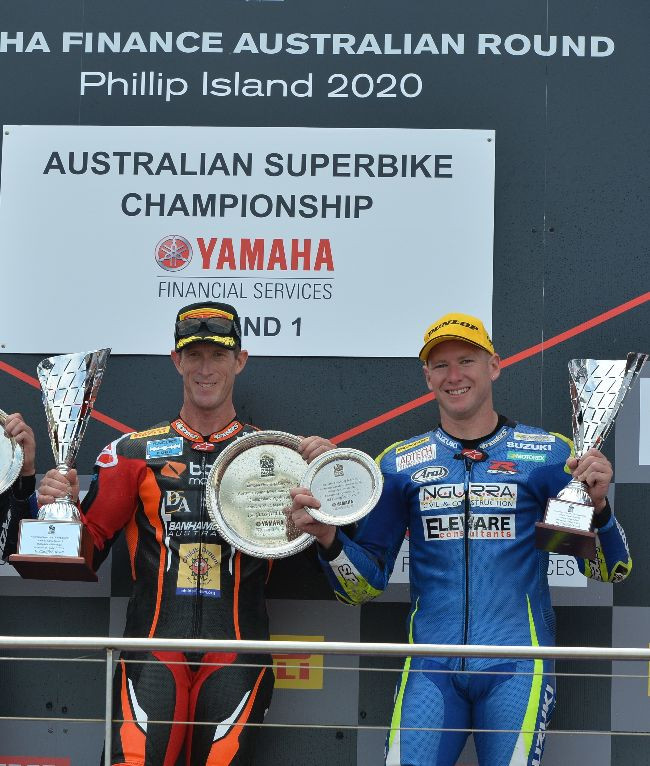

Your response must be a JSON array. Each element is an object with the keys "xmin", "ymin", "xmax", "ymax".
[
  {"xmin": 171, "ymin": 416, "xmax": 245, "ymax": 445},
  {"xmin": 436, "ymin": 414, "xmax": 514, "ymax": 451}
]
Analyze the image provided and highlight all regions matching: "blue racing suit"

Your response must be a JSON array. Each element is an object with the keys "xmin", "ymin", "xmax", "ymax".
[{"xmin": 317, "ymin": 418, "xmax": 631, "ymax": 766}]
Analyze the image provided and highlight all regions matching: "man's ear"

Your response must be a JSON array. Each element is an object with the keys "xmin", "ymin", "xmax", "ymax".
[
  {"xmin": 489, "ymin": 353, "xmax": 501, "ymax": 382},
  {"xmin": 422, "ymin": 363, "xmax": 434, "ymax": 392},
  {"xmin": 235, "ymin": 349, "xmax": 249, "ymax": 375},
  {"xmin": 171, "ymin": 349, "xmax": 182, "ymax": 374}
]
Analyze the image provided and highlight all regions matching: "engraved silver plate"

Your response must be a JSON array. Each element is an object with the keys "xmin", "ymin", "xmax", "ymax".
[
  {"xmin": 205, "ymin": 431, "xmax": 313, "ymax": 559},
  {"xmin": 0, "ymin": 409, "xmax": 24, "ymax": 494},
  {"xmin": 302, "ymin": 448, "xmax": 383, "ymax": 526}
]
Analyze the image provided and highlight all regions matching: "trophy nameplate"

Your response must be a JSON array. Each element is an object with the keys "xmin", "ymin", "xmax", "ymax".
[
  {"xmin": 302, "ymin": 448, "xmax": 383, "ymax": 526},
  {"xmin": 206, "ymin": 431, "xmax": 313, "ymax": 559},
  {"xmin": 536, "ymin": 352, "xmax": 647, "ymax": 559},
  {"xmin": 11, "ymin": 520, "xmax": 97, "ymax": 581},
  {"xmin": 544, "ymin": 498, "xmax": 594, "ymax": 531},
  {"xmin": 10, "ymin": 348, "xmax": 110, "ymax": 581},
  {"xmin": 0, "ymin": 409, "xmax": 24, "ymax": 494}
]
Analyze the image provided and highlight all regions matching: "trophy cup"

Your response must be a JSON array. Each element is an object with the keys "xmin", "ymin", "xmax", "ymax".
[
  {"xmin": 205, "ymin": 432, "xmax": 383, "ymax": 558},
  {"xmin": 535, "ymin": 352, "xmax": 647, "ymax": 559},
  {"xmin": 10, "ymin": 348, "xmax": 111, "ymax": 581}
]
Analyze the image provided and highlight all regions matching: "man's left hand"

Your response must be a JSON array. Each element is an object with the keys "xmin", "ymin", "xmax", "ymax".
[{"xmin": 566, "ymin": 447, "xmax": 612, "ymax": 513}]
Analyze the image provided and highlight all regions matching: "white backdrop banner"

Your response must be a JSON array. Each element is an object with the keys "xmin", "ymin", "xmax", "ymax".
[{"xmin": 0, "ymin": 125, "xmax": 494, "ymax": 355}]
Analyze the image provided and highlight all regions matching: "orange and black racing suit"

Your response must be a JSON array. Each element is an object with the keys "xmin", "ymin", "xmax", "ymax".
[{"xmin": 81, "ymin": 416, "xmax": 274, "ymax": 766}]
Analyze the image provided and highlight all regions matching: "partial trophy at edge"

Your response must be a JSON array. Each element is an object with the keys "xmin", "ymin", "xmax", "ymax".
[{"xmin": 10, "ymin": 348, "xmax": 110, "ymax": 581}]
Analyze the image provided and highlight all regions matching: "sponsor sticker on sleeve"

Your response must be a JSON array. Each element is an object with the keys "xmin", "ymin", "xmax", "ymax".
[
  {"xmin": 395, "ymin": 437, "xmax": 430, "ymax": 454},
  {"xmin": 396, "ymin": 444, "xmax": 437, "ymax": 471},
  {"xmin": 146, "ymin": 436, "xmax": 184, "ymax": 460},
  {"xmin": 130, "ymin": 425, "xmax": 171, "ymax": 440},
  {"xmin": 513, "ymin": 431, "xmax": 556, "ymax": 443},
  {"xmin": 507, "ymin": 451, "xmax": 547, "ymax": 463}
]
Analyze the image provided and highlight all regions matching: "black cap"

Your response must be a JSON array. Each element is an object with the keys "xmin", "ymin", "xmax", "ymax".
[{"xmin": 174, "ymin": 302, "xmax": 242, "ymax": 352}]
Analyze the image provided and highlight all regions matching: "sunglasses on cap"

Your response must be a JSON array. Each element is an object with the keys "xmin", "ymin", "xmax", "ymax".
[{"xmin": 176, "ymin": 316, "xmax": 241, "ymax": 342}]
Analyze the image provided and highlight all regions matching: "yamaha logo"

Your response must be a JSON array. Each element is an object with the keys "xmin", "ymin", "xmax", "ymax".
[{"xmin": 155, "ymin": 235, "xmax": 192, "ymax": 271}]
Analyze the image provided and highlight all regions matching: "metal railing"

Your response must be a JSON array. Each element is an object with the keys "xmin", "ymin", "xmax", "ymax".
[{"xmin": 1, "ymin": 636, "xmax": 649, "ymax": 764}]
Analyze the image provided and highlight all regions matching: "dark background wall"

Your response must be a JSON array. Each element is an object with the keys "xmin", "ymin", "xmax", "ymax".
[{"xmin": 0, "ymin": 1, "xmax": 648, "ymax": 764}]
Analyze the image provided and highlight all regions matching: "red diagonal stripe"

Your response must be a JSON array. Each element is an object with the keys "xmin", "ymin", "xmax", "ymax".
[
  {"xmin": 500, "ymin": 291, "xmax": 650, "ymax": 369},
  {"xmin": 88, "ymin": 410, "xmax": 134, "ymax": 433},
  {"xmin": 0, "ymin": 360, "xmax": 40, "ymax": 389},
  {"xmin": 331, "ymin": 291, "xmax": 650, "ymax": 444},
  {"xmin": 0, "ymin": 360, "xmax": 133, "ymax": 434},
  {"xmin": 2, "ymin": 292, "xmax": 649, "ymax": 443}
]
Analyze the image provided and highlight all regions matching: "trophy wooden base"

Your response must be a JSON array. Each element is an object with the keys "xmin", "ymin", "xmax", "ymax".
[
  {"xmin": 535, "ymin": 521, "xmax": 597, "ymax": 560},
  {"xmin": 9, "ymin": 520, "xmax": 97, "ymax": 582}
]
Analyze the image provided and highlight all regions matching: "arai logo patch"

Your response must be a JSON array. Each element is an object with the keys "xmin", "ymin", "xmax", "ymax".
[{"xmin": 411, "ymin": 465, "xmax": 449, "ymax": 483}]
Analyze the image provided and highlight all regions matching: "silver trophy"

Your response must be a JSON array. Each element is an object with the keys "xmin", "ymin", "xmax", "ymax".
[
  {"xmin": 536, "ymin": 352, "xmax": 647, "ymax": 558},
  {"xmin": 10, "ymin": 349, "xmax": 110, "ymax": 581},
  {"xmin": 301, "ymin": 448, "xmax": 383, "ymax": 527},
  {"xmin": 206, "ymin": 431, "xmax": 313, "ymax": 559}
]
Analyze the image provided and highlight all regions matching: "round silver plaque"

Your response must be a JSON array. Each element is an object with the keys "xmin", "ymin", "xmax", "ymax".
[
  {"xmin": 302, "ymin": 448, "xmax": 383, "ymax": 526},
  {"xmin": 0, "ymin": 409, "xmax": 24, "ymax": 495},
  {"xmin": 205, "ymin": 431, "xmax": 314, "ymax": 559}
]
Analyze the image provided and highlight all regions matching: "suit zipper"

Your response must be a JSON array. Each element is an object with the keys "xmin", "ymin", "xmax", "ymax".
[
  {"xmin": 461, "ymin": 457, "xmax": 473, "ymax": 671},
  {"xmin": 192, "ymin": 451, "xmax": 207, "ymax": 638}
]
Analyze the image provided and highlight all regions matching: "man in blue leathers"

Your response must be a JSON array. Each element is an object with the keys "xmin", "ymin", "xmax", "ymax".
[{"xmin": 289, "ymin": 312, "xmax": 631, "ymax": 766}]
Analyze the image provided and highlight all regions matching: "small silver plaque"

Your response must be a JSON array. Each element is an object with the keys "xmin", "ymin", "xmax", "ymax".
[
  {"xmin": 302, "ymin": 448, "xmax": 383, "ymax": 526},
  {"xmin": 18, "ymin": 520, "xmax": 82, "ymax": 557},
  {"xmin": 544, "ymin": 498, "xmax": 594, "ymax": 532},
  {"xmin": 206, "ymin": 431, "xmax": 313, "ymax": 559},
  {"xmin": 0, "ymin": 409, "xmax": 24, "ymax": 494}
]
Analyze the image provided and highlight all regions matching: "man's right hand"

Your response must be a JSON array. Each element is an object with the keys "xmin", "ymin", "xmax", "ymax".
[
  {"xmin": 38, "ymin": 468, "xmax": 80, "ymax": 506},
  {"xmin": 288, "ymin": 487, "xmax": 336, "ymax": 549}
]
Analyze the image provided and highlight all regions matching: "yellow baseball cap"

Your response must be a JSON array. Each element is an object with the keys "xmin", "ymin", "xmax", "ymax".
[{"xmin": 419, "ymin": 312, "xmax": 495, "ymax": 362}]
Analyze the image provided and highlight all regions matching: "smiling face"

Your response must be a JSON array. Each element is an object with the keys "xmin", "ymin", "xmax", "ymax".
[
  {"xmin": 423, "ymin": 339, "xmax": 500, "ymax": 436},
  {"xmin": 171, "ymin": 342, "xmax": 248, "ymax": 425}
]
